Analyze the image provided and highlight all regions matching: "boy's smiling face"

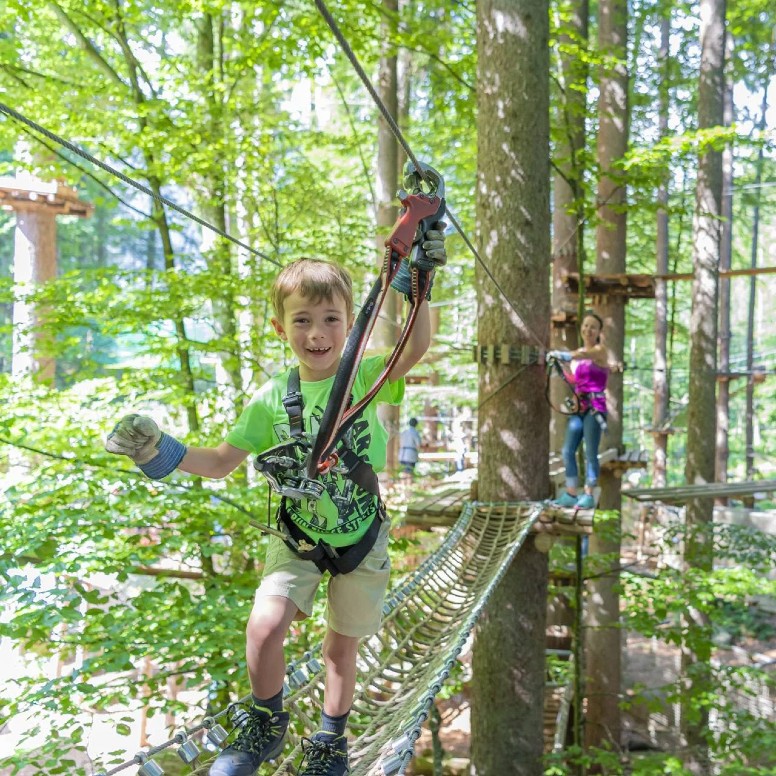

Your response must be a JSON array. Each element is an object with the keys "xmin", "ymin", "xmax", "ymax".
[{"xmin": 271, "ymin": 290, "xmax": 353, "ymax": 381}]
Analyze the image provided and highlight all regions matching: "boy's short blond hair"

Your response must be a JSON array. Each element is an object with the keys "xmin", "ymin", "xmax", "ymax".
[{"xmin": 271, "ymin": 258, "xmax": 354, "ymax": 320}]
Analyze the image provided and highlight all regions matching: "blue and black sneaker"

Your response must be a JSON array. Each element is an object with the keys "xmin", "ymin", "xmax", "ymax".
[
  {"xmin": 297, "ymin": 731, "xmax": 350, "ymax": 776},
  {"xmin": 552, "ymin": 491, "xmax": 578, "ymax": 508},
  {"xmin": 576, "ymin": 493, "xmax": 595, "ymax": 510},
  {"xmin": 209, "ymin": 704, "xmax": 289, "ymax": 776}
]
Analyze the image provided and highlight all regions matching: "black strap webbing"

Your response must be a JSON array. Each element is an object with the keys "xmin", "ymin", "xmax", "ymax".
[
  {"xmin": 283, "ymin": 368, "xmax": 305, "ymax": 441},
  {"xmin": 277, "ymin": 500, "xmax": 385, "ymax": 577},
  {"xmin": 277, "ymin": 367, "xmax": 384, "ymax": 575}
]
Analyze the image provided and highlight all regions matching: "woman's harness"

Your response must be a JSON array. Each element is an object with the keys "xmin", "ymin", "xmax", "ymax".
[{"xmin": 546, "ymin": 356, "xmax": 608, "ymax": 432}]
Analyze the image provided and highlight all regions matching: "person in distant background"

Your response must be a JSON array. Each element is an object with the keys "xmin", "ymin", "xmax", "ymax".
[
  {"xmin": 547, "ymin": 310, "xmax": 609, "ymax": 510},
  {"xmin": 398, "ymin": 417, "xmax": 422, "ymax": 476},
  {"xmin": 452, "ymin": 420, "xmax": 467, "ymax": 472}
]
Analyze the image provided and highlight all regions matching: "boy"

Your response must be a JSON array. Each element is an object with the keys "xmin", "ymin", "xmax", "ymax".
[{"xmin": 105, "ymin": 233, "xmax": 445, "ymax": 776}]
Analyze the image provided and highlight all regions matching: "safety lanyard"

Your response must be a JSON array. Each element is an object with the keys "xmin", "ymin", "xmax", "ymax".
[
  {"xmin": 545, "ymin": 356, "xmax": 582, "ymax": 416},
  {"xmin": 307, "ymin": 161, "xmax": 445, "ymax": 478}
]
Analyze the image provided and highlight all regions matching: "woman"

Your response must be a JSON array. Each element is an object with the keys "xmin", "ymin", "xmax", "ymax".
[{"xmin": 548, "ymin": 311, "xmax": 609, "ymax": 509}]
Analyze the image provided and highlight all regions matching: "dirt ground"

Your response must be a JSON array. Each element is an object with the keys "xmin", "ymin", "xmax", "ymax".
[{"xmin": 406, "ymin": 626, "xmax": 776, "ymax": 775}]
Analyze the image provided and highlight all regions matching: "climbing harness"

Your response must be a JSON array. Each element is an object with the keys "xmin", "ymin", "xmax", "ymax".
[
  {"xmin": 545, "ymin": 355, "xmax": 608, "ymax": 432},
  {"xmin": 253, "ymin": 161, "xmax": 445, "ymax": 573},
  {"xmin": 257, "ymin": 366, "xmax": 388, "ymax": 576}
]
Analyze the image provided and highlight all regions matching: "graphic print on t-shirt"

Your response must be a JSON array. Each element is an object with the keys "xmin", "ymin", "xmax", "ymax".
[{"xmin": 273, "ymin": 404, "xmax": 377, "ymax": 538}]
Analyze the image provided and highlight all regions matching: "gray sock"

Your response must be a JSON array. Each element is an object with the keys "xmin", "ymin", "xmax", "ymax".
[
  {"xmin": 252, "ymin": 689, "xmax": 283, "ymax": 714},
  {"xmin": 320, "ymin": 709, "xmax": 350, "ymax": 737}
]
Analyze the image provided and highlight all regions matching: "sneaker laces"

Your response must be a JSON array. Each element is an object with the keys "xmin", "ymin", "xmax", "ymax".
[
  {"xmin": 299, "ymin": 736, "xmax": 348, "ymax": 775},
  {"xmin": 230, "ymin": 704, "xmax": 283, "ymax": 756}
]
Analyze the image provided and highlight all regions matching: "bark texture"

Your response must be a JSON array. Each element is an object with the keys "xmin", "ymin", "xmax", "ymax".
[
  {"xmin": 471, "ymin": 1, "xmax": 550, "ymax": 773},
  {"xmin": 682, "ymin": 0, "xmax": 726, "ymax": 771},
  {"xmin": 585, "ymin": 0, "xmax": 628, "ymax": 752}
]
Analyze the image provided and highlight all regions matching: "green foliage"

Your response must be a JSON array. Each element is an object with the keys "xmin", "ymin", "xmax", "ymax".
[
  {"xmin": 1, "ymin": 0, "xmax": 776, "ymax": 773},
  {"xmin": 0, "ymin": 1, "xmax": 480, "ymax": 772},
  {"xmin": 620, "ymin": 514, "xmax": 776, "ymax": 773}
]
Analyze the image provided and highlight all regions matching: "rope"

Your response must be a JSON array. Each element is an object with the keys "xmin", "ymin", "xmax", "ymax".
[
  {"xmin": 0, "ymin": 101, "xmax": 279, "ymax": 267},
  {"xmin": 312, "ymin": 0, "xmax": 547, "ymax": 351},
  {"xmin": 93, "ymin": 501, "xmax": 542, "ymax": 776}
]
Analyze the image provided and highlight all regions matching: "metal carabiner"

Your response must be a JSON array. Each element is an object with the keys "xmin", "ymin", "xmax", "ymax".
[
  {"xmin": 386, "ymin": 161, "xmax": 446, "ymax": 261},
  {"xmin": 402, "ymin": 160, "xmax": 445, "ymax": 199},
  {"xmin": 254, "ymin": 439, "xmax": 326, "ymax": 501}
]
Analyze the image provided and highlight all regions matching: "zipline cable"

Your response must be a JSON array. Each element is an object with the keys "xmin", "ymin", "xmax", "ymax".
[
  {"xmin": 313, "ymin": 0, "xmax": 547, "ymax": 351},
  {"xmin": 0, "ymin": 101, "xmax": 280, "ymax": 267}
]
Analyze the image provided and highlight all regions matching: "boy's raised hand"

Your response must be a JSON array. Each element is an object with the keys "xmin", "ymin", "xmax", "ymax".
[
  {"xmin": 417, "ymin": 222, "xmax": 447, "ymax": 268},
  {"xmin": 390, "ymin": 222, "xmax": 447, "ymax": 300},
  {"xmin": 105, "ymin": 414, "xmax": 161, "ymax": 464}
]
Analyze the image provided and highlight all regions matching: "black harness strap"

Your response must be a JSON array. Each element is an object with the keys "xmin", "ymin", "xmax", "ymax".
[
  {"xmin": 277, "ymin": 499, "xmax": 384, "ymax": 577},
  {"xmin": 282, "ymin": 373, "xmax": 305, "ymax": 441},
  {"xmin": 276, "ymin": 368, "xmax": 385, "ymax": 576}
]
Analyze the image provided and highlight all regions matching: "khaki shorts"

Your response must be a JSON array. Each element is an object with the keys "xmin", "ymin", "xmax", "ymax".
[{"xmin": 256, "ymin": 518, "xmax": 391, "ymax": 638}]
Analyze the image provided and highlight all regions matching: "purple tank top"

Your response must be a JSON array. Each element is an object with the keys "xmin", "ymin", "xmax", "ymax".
[{"xmin": 572, "ymin": 359, "xmax": 608, "ymax": 413}]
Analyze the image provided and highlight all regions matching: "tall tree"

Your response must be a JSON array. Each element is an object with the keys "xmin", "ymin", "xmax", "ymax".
[
  {"xmin": 584, "ymin": 0, "xmax": 628, "ymax": 752},
  {"xmin": 471, "ymin": 0, "xmax": 550, "ymax": 773},
  {"xmin": 744, "ymin": 72, "xmax": 771, "ymax": 482},
  {"xmin": 551, "ymin": 0, "xmax": 590, "ymax": 451},
  {"xmin": 715, "ymin": 34, "xmax": 734, "ymax": 494},
  {"xmin": 653, "ymin": 11, "xmax": 671, "ymax": 489},
  {"xmin": 683, "ymin": 0, "xmax": 726, "ymax": 771}
]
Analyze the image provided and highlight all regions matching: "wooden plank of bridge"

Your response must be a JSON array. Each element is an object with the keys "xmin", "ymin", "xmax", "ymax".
[
  {"xmin": 405, "ymin": 447, "xmax": 648, "ymax": 530},
  {"xmin": 623, "ymin": 478, "xmax": 776, "ymax": 503},
  {"xmin": 425, "ymin": 487, "xmax": 470, "ymax": 517}
]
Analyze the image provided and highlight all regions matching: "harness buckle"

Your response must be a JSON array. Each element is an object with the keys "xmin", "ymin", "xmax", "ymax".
[
  {"xmin": 254, "ymin": 439, "xmax": 326, "ymax": 501},
  {"xmin": 282, "ymin": 390, "xmax": 304, "ymax": 414}
]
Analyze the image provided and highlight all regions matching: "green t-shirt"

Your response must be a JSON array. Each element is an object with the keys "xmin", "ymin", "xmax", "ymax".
[{"xmin": 227, "ymin": 355, "xmax": 404, "ymax": 547}]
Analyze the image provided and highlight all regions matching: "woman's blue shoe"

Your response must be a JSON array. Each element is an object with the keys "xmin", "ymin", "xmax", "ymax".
[
  {"xmin": 552, "ymin": 491, "xmax": 579, "ymax": 508},
  {"xmin": 576, "ymin": 494, "xmax": 595, "ymax": 509}
]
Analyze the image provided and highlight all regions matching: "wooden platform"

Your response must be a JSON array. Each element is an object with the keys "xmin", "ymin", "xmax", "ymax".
[
  {"xmin": 538, "ymin": 503, "xmax": 596, "ymax": 535},
  {"xmin": 404, "ymin": 478, "xmax": 597, "ymax": 535},
  {"xmin": 562, "ymin": 271, "xmax": 656, "ymax": 299},
  {"xmin": 404, "ymin": 475, "xmax": 476, "ymax": 526},
  {"xmin": 623, "ymin": 478, "xmax": 776, "ymax": 503}
]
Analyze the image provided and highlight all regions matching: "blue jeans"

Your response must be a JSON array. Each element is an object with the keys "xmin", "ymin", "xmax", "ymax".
[{"xmin": 562, "ymin": 411, "xmax": 605, "ymax": 489}]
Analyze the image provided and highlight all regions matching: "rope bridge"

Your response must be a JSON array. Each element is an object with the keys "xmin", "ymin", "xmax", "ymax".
[{"xmin": 98, "ymin": 502, "xmax": 541, "ymax": 776}]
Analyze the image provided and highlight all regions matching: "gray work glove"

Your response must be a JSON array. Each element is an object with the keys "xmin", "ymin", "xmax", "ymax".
[
  {"xmin": 391, "ymin": 222, "xmax": 447, "ymax": 299},
  {"xmin": 413, "ymin": 223, "xmax": 448, "ymax": 271},
  {"xmin": 105, "ymin": 414, "xmax": 162, "ymax": 465}
]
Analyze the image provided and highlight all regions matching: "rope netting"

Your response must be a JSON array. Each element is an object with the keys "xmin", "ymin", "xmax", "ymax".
[{"xmin": 98, "ymin": 501, "xmax": 541, "ymax": 776}]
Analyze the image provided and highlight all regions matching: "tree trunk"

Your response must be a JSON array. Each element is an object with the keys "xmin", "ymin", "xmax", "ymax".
[
  {"xmin": 682, "ymin": 0, "xmax": 725, "ymax": 771},
  {"xmin": 715, "ymin": 33, "xmax": 734, "ymax": 498},
  {"xmin": 471, "ymin": 1, "xmax": 550, "ymax": 774},
  {"xmin": 585, "ymin": 0, "xmax": 627, "ymax": 753},
  {"xmin": 653, "ymin": 15, "xmax": 670, "ymax": 489},
  {"xmin": 196, "ymin": 14, "xmax": 244, "ymax": 404},
  {"xmin": 744, "ymin": 81, "xmax": 769, "ymax": 484},
  {"xmin": 551, "ymin": 0, "xmax": 589, "ymax": 454},
  {"xmin": 374, "ymin": 0, "xmax": 401, "ymax": 472}
]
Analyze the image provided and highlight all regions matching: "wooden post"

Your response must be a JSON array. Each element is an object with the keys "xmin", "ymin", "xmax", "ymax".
[{"xmin": 1, "ymin": 175, "xmax": 92, "ymax": 381}]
